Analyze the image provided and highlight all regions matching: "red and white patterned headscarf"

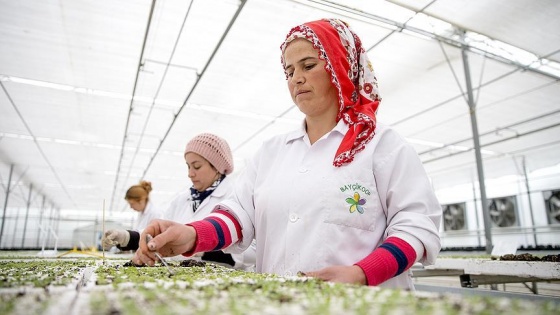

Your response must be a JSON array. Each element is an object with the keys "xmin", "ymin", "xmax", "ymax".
[{"xmin": 280, "ymin": 18, "xmax": 381, "ymax": 167}]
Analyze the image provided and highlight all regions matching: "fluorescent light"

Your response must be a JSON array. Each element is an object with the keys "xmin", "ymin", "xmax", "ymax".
[{"xmin": 7, "ymin": 76, "xmax": 74, "ymax": 91}]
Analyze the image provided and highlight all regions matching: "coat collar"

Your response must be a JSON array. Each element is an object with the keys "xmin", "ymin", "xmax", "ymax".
[{"xmin": 285, "ymin": 118, "xmax": 348, "ymax": 144}]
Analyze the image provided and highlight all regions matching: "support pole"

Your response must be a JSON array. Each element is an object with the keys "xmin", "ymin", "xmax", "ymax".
[
  {"xmin": 46, "ymin": 203, "xmax": 54, "ymax": 247},
  {"xmin": 36, "ymin": 195, "xmax": 46, "ymax": 248},
  {"xmin": 21, "ymin": 184, "xmax": 32, "ymax": 248},
  {"xmin": 55, "ymin": 208, "xmax": 61, "ymax": 242},
  {"xmin": 11, "ymin": 206, "xmax": 19, "ymax": 248},
  {"xmin": 521, "ymin": 156, "xmax": 538, "ymax": 247},
  {"xmin": 471, "ymin": 181, "xmax": 482, "ymax": 247},
  {"xmin": 0, "ymin": 164, "xmax": 14, "ymax": 248},
  {"xmin": 461, "ymin": 39, "xmax": 493, "ymax": 254}
]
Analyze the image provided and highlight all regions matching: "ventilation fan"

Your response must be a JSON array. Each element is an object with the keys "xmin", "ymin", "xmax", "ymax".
[
  {"xmin": 442, "ymin": 203, "xmax": 466, "ymax": 231},
  {"xmin": 544, "ymin": 189, "xmax": 560, "ymax": 224},
  {"xmin": 488, "ymin": 196, "xmax": 517, "ymax": 227}
]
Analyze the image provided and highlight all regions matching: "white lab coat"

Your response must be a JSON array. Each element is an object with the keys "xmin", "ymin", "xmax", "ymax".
[
  {"xmin": 133, "ymin": 201, "xmax": 164, "ymax": 233},
  {"xmin": 221, "ymin": 120, "xmax": 442, "ymax": 289}
]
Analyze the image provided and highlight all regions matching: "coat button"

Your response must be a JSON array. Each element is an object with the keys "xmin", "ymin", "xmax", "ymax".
[{"xmin": 289, "ymin": 213, "xmax": 298, "ymax": 222}]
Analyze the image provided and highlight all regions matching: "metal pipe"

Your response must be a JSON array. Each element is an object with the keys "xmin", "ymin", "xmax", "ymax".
[
  {"xmin": 46, "ymin": 203, "xmax": 54, "ymax": 247},
  {"xmin": 471, "ymin": 180, "xmax": 482, "ymax": 247},
  {"xmin": 0, "ymin": 164, "xmax": 14, "ymax": 248},
  {"xmin": 11, "ymin": 204, "xmax": 18, "ymax": 248},
  {"xmin": 21, "ymin": 184, "xmax": 32, "ymax": 248},
  {"xmin": 36, "ymin": 195, "xmax": 45, "ymax": 247},
  {"xmin": 461, "ymin": 37, "xmax": 493, "ymax": 254},
  {"xmin": 55, "ymin": 208, "xmax": 61, "ymax": 243},
  {"xmin": 521, "ymin": 156, "xmax": 538, "ymax": 247}
]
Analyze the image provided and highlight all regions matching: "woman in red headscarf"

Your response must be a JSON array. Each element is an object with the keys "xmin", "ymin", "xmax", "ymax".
[{"xmin": 135, "ymin": 19, "xmax": 441, "ymax": 289}]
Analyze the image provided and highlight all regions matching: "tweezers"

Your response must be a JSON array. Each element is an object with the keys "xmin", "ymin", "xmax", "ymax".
[{"xmin": 145, "ymin": 234, "xmax": 175, "ymax": 276}]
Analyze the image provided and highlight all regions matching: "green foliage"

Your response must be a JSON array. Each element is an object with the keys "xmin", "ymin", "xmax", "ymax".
[
  {"xmin": 0, "ymin": 260, "xmax": 94, "ymax": 288},
  {"xmin": 0, "ymin": 258, "xmax": 558, "ymax": 314}
]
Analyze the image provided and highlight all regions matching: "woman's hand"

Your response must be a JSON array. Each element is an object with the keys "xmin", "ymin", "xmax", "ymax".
[
  {"xmin": 134, "ymin": 220, "xmax": 197, "ymax": 266},
  {"xmin": 304, "ymin": 265, "xmax": 367, "ymax": 285}
]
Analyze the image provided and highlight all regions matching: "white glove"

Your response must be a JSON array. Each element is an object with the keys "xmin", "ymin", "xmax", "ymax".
[{"xmin": 102, "ymin": 229, "xmax": 130, "ymax": 250}]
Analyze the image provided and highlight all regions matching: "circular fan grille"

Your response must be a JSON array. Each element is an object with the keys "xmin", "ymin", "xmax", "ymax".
[
  {"xmin": 443, "ymin": 203, "xmax": 466, "ymax": 231},
  {"xmin": 489, "ymin": 197, "xmax": 517, "ymax": 227}
]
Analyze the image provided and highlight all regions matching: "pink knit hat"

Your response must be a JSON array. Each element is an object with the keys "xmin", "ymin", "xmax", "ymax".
[{"xmin": 185, "ymin": 133, "xmax": 234, "ymax": 175}]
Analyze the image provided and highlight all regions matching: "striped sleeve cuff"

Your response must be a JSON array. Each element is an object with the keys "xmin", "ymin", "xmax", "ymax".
[
  {"xmin": 354, "ymin": 237, "xmax": 417, "ymax": 286},
  {"xmin": 183, "ymin": 209, "xmax": 242, "ymax": 257}
]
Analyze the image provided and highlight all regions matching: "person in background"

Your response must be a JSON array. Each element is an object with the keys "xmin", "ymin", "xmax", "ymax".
[
  {"xmin": 103, "ymin": 133, "xmax": 255, "ymax": 270},
  {"xmin": 103, "ymin": 180, "xmax": 164, "ymax": 250},
  {"xmin": 135, "ymin": 19, "xmax": 441, "ymax": 289}
]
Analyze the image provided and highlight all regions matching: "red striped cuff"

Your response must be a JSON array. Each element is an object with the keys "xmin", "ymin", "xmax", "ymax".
[
  {"xmin": 355, "ymin": 237, "xmax": 417, "ymax": 286},
  {"xmin": 183, "ymin": 209, "xmax": 241, "ymax": 257}
]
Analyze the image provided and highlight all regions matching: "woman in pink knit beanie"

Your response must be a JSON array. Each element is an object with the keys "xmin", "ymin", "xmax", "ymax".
[
  {"xmin": 184, "ymin": 133, "xmax": 234, "ymax": 193},
  {"xmin": 105, "ymin": 133, "xmax": 255, "ymax": 270}
]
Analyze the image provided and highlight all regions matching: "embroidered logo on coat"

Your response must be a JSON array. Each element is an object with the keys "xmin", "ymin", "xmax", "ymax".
[{"xmin": 346, "ymin": 192, "xmax": 366, "ymax": 214}]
